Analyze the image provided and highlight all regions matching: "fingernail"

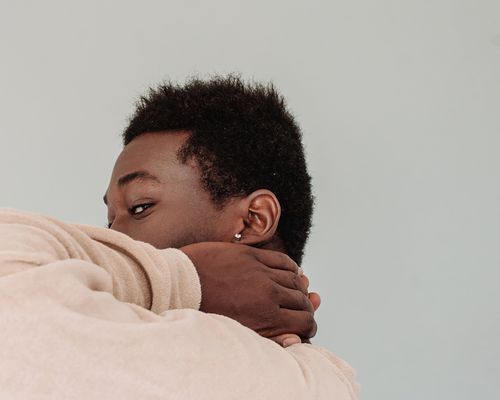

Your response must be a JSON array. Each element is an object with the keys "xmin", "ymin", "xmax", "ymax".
[
  {"xmin": 283, "ymin": 338, "xmax": 299, "ymax": 348},
  {"xmin": 297, "ymin": 267, "xmax": 304, "ymax": 276}
]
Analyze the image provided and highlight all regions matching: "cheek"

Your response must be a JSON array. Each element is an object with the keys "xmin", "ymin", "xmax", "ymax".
[
  {"xmin": 134, "ymin": 219, "xmax": 177, "ymax": 249},
  {"xmin": 131, "ymin": 211, "xmax": 204, "ymax": 249},
  {"xmin": 132, "ymin": 198, "xmax": 227, "ymax": 249}
]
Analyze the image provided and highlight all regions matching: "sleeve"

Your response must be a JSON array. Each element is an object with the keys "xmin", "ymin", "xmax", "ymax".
[
  {"xmin": 0, "ymin": 209, "xmax": 359, "ymax": 400},
  {"xmin": 0, "ymin": 208, "xmax": 201, "ymax": 313}
]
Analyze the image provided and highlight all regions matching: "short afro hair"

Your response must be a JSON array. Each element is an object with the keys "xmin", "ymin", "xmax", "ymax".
[{"xmin": 123, "ymin": 75, "xmax": 314, "ymax": 264}]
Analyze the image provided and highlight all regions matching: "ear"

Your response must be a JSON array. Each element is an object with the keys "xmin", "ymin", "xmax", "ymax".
[{"xmin": 236, "ymin": 189, "xmax": 281, "ymax": 246}]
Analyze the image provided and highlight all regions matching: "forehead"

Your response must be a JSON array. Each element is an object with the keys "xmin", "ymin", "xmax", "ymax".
[{"xmin": 111, "ymin": 131, "xmax": 192, "ymax": 180}]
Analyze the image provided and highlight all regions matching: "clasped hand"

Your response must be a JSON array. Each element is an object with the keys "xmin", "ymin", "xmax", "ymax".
[{"xmin": 180, "ymin": 242, "xmax": 321, "ymax": 347}]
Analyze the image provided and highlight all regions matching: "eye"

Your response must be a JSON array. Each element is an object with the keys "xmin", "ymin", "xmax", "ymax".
[{"xmin": 129, "ymin": 203, "xmax": 153, "ymax": 216}]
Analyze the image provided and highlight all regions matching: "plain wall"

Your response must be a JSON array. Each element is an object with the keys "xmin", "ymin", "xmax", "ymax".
[{"xmin": 1, "ymin": 1, "xmax": 499, "ymax": 399}]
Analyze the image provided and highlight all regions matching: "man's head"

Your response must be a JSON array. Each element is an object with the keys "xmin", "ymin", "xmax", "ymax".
[{"xmin": 104, "ymin": 76, "xmax": 313, "ymax": 263}]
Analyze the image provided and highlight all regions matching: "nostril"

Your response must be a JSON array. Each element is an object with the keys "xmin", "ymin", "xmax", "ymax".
[{"xmin": 108, "ymin": 220, "xmax": 129, "ymax": 236}]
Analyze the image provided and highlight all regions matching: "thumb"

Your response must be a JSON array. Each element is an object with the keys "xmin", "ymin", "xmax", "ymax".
[{"xmin": 269, "ymin": 333, "xmax": 301, "ymax": 348}]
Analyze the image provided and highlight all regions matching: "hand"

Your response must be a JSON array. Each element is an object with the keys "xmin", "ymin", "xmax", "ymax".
[
  {"xmin": 180, "ymin": 242, "xmax": 317, "ymax": 339},
  {"xmin": 270, "ymin": 273, "xmax": 321, "ymax": 347}
]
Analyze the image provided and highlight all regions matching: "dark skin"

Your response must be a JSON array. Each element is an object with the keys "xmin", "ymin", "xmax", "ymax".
[{"xmin": 104, "ymin": 131, "xmax": 321, "ymax": 344}]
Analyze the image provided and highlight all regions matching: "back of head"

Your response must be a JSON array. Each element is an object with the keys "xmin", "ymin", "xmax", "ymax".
[{"xmin": 123, "ymin": 75, "xmax": 314, "ymax": 264}]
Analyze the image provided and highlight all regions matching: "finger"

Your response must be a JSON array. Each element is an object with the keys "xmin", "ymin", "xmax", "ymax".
[
  {"xmin": 269, "ymin": 333, "xmax": 301, "ymax": 348},
  {"xmin": 252, "ymin": 248, "xmax": 299, "ymax": 273},
  {"xmin": 275, "ymin": 284, "xmax": 315, "ymax": 313},
  {"xmin": 268, "ymin": 269, "xmax": 308, "ymax": 295},
  {"xmin": 276, "ymin": 309, "xmax": 317, "ymax": 338},
  {"xmin": 300, "ymin": 274, "xmax": 309, "ymax": 289},
  {"xmin": 309, "ymin": 292, "xmax": 321, "ymax": 311}
]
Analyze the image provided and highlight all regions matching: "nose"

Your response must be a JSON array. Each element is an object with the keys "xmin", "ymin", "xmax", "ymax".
[{"xmin": 108, "ymin": 216, "xmax": 130, "ymax": 236}]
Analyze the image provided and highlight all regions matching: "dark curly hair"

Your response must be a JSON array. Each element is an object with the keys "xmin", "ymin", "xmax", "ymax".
[{"xmin": 123, "ymin": 75, "xmax": 314, "ymax": 264}]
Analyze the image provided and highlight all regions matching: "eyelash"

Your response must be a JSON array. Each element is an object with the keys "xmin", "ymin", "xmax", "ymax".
[{"xmin": 107, "ymin": 203, "xmax": 153, "ymax": 228}]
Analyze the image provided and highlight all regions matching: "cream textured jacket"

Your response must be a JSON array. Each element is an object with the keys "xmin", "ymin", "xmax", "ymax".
[{"xmin": 0, "ymin": 209, "xmax": 359, "ymax": 399}]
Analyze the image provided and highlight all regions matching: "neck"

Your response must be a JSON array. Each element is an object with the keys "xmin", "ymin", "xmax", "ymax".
[{"xmin": 254, "ymin": 235, "xmax": 287, "ymax": 255}]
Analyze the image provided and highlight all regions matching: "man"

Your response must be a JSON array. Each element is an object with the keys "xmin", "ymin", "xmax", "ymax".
[
  {"xmin": 0, "ymin": 76, "xmax": 359, "ymax": 399},
  {"xmin": 105, "ymin": 75, "xmax": 320, "ymax": 343}
]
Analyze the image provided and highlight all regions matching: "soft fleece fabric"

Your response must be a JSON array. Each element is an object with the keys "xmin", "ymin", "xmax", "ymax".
[{"xmin": 0, "ymin": 208, "xmax": 359, "ymax": 399}]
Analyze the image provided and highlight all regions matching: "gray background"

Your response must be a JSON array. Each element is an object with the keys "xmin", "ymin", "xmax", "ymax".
[{"xmin": 1, "ymin": 1, "xmax": 499, "ymax": 399}]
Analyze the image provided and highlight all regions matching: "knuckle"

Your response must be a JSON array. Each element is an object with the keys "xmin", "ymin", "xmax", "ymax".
[
  {"xmin": 293, "ymin": 274, "xmax": 307, "ymax": 293},
  {"xmin": 309, "ymin": 318, "xmax": 318, "ymax": 337},
  {"xmin": 269, "ymin": 282, "xmax": 282, "ymax": 300},
  {"xmin": 258, "ymin": 280, "xmax": 281, "ymax": 307},
  {"xmin": 296, "ymin": 312, "xmax": 314, "ymax": 336},
  {"xmin": 274, "ymin": 252, "xmax": 287, "ymax": 266},
  {"xmin": 305, "ymin": 314, "xmax": 317, "ymax": 337},
  {"xmin": 245, "ymin": 246, "xmax": 257, "ymax": 260},
  {"xmin": 281, "ymin": 252, "xmax": 293, "ymax": 267},
  {"xmin": 304, "ymin": 296, "xmax": 314, "ymax": 312}
]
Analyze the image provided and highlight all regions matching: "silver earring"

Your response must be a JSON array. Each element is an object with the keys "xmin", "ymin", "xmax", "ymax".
[{"xmin": 234, "ymin": 233, "xmax": 242, "ymax": 241}]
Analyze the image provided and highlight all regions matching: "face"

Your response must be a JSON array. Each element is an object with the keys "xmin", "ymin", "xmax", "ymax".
[{"xmin": 104, "ymin": 131, "xmax": 239, "ymax": 249}]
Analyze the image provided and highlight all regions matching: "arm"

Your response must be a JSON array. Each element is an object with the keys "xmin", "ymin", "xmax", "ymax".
[
  {"xmin": 1, "ymin": 208, "xmax": 317, "ymax": 337},
  {"xmin": 0, "ymin": 208, "xmax": 201, "ymax": 312},
  {"xmin": 0, "ymin": 209, "xmax": 359, "ymax": 398}
]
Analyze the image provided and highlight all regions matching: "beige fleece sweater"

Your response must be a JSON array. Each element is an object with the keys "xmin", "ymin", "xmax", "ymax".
[{"xmin": 0, "ymin": 208, "xmax": 360, "ymax": 400}]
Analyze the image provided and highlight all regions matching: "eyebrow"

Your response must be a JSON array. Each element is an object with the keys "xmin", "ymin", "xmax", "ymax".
[{"xmin": 103, "ymin": 171, "xmax": 161, "ymax": 205}]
